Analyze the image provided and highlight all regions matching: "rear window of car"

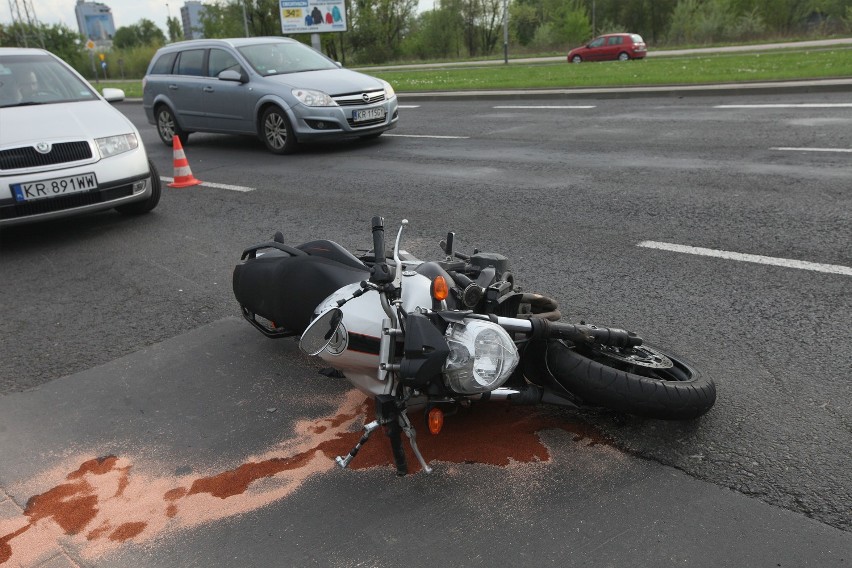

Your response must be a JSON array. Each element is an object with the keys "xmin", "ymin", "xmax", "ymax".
[
  {"xmin": 607, "ymin": 36, "xmax": 624, "ymax": 45},
  {"xmin": 175, "ymin": 49, "xmax": 205, "ymax": 77},
  {"xmin": 630, "ymin": 34, "xmax": 645, "ymax": 44},
  {"xmin": 150, "ymin": 52, "xmax": 177, "ymax": 74}
]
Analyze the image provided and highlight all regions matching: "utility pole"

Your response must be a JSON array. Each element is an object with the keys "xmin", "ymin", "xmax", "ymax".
[{"xmin": 7, "ymin": 0, "xmax": 46, "ymax": 48}]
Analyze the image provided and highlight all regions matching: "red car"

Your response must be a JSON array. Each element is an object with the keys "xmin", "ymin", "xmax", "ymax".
[{"xmin": 567, "ymin": 33, "xmax": 647, "ymax": 63}]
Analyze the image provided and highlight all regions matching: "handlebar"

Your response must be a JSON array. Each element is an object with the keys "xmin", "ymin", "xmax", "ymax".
[
  {"xmin": 441, "ymin": 312, "xmax": 642, "ymax": 349},
  {"xmin": 369, "ymin": 216, "xmax": 393, "ymax": 284}
]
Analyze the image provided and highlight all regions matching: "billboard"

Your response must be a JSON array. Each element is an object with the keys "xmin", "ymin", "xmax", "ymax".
[{"xmin": 280, "ymin": 0, "xmax": 347, "ymax": 34}]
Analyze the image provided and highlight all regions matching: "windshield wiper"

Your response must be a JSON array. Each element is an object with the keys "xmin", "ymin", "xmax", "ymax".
[{"xmin": 1, "ymin": 101, "xmax": 47, "ymax": 108}]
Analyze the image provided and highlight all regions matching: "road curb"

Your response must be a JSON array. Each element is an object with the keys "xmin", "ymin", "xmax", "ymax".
[
  {"xmin": 121, "ymin": 79, "xmax": 852, "ymax": 106},
  {"xmin": 397, "ymin": 78, "xmax": 852, "ymax": 101}
]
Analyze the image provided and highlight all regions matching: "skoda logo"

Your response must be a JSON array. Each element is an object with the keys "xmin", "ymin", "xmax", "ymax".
[
  {"xmin": 362, "ymin": 93, "xmax": 370, "ymax": 102},
  {"xmin": 35, "ymin": 142, "xmax": 52, "ymax": 154}
]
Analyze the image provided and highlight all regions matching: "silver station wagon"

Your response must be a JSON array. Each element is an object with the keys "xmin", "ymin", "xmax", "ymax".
[
  {"xmin": 0, "ymin": 48, "xmax": 160, "ymax": 227},
  {"xmin": 142, "ymin": 37, "xmax": 399, "ymax": 154}
]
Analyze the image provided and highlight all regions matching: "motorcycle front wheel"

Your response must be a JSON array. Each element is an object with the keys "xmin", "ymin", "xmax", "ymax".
[{"xmin": 543, "ymin": 340, "xmax": 716, "ymax": 420}]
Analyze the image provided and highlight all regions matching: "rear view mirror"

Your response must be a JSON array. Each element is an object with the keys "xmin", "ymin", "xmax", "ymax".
[
  {"xmin": 299, "ymin": 308, "xmax": 343, "ymax": 356},
  {"xmin": 102, "ymin": 87, "xmax": 125, "ymax": 102},
  {"xmin": 218, "ymin": 69, "xmax": 246, "ymax": 83}
]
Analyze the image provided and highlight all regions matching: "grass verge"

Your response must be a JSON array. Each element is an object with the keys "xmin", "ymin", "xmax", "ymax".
[{"xmin": 98, "ymin": 46, "xmax": 852, "ymax": 99}]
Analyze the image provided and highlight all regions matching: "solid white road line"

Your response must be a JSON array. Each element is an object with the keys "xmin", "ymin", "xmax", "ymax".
[
  {"xmin": 637, "ymin": 241, "xmax": 852, "ymax": 276},
  {"xmin": 384, "ymin": 134, "xmax": 470, "ymax": 139},
  {"xmin": 493, "ymin": 105, "xmax": 596, "ymax": 109},
  {"xmin": 715, "ymin": 103, "xmax": 852, "ymax": 108},
  {"xmin": 398, "ymin": 105, "xmax": 421, "ymax": 108},
  {"xmin": 161, "ymin": 177, "xmax": 255, "ymax": 192},
  {"xmin": 771, "ymin": 147, "xmax": 852, "ymax": 153}
]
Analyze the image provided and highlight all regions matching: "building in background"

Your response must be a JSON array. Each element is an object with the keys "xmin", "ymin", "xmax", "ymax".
[
  {"xmin": 75, "ymin": 0, "xmax": 116, "ymax": 46},
  {"xmin": 181, "ymin": 1, "xmax": 206, "ymax": 40}
]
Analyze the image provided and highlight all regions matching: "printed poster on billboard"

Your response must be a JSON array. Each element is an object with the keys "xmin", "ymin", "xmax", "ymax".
[{"xmin": 280, "ymin": 0, "xmax": 347, "ymax": 34}]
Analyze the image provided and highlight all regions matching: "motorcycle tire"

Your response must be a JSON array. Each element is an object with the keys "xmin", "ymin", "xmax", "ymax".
[{"xmin": 543, "ymin": 340, "xmax": 716, "ymax": 420}]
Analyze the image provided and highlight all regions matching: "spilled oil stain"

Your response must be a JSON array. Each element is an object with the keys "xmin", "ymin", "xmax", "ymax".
[{"xmin": 0, "ymin": 389, "xmax": 612, "ymax": 566}]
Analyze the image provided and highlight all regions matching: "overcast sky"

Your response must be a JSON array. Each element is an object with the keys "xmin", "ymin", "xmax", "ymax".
[{"xmin": 1, "ymin": 0, "xmax": 436, "ymax": 33}]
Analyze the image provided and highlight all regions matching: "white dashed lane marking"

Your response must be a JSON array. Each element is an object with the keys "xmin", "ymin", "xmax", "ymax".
[
  {"xmin": 771, "ymin": 147, "xmax": 852, "ymax": 153},
  {"xmin": 384, "ymin": 134, "xmax": 470, "ymax": 139},
  {"xmin": 637, "ymin": 241, "xmax": 852, "ymax": 276},
  {"xmin": 714, "ymin": 103, "xmax": 852, "ymax": 108},
  {"xmin": 492, "ymin": 105, "xmax": 596, "ymax": 109}
]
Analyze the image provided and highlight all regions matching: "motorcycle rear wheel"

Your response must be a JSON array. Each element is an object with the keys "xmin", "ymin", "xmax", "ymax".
[{"xmin": 543, "ymin": 340, "xmax": 716, "ymax": 420}]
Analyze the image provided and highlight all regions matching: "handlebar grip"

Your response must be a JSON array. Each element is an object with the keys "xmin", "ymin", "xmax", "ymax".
[
  {"xmin": 369, "ymin": 216, "xmax": 393, "ymax": 284},
  {"xmin": 531, "ymin": 319, "xmax": 643, "ymax": 348},
  {"xmin": 371, "ymin": 216, "xmax": 385, "ymax": 262}
]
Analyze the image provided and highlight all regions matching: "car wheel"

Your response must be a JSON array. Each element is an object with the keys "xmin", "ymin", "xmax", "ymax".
[
  {"xmin": 156, "ymin": 105, "xmax": 190, "ymax": 146},
  {"xmin": 571, "ymin": 55, "xmax": 582, "ymax": 63},
  {"xmin": 116, "ymin": 160, "xmax": 162, "ymax": 215},
  {"xmin": 617, "ymin": 52, "xmax": 630, "ymax": 61},
  {"xmin": 260, "ymin": 106, "xmax": 298, "ymax": 155}
]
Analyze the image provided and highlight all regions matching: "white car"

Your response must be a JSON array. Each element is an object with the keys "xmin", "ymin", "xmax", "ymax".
[{"xmin": 0, "ymin": 47, "xmax": 160, "ymax": 227}]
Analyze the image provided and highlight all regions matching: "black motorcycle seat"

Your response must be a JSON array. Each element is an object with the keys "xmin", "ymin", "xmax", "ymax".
[{"xmin": 233, "ymin": 253, "xmax": 368, "ymax": 334}]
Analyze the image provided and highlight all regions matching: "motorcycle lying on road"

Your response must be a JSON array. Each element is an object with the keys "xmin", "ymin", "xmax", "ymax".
[{"xmin": 232, "ymin": 217, "xmax": 716, "ymax": 475}]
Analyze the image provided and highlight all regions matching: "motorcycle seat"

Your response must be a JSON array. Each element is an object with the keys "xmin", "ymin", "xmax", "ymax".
[
  {"xmin": 297, "ymin": 239, "xmax": 367, "ymax": 271},
  {"xmin": 233, "ymin": 252, "xmax": 368, "ymax": 334}
]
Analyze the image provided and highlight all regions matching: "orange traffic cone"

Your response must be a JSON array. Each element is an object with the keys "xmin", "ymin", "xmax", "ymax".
[{"xmin": 168, "ymin": 136, "xmax": 202, "ymax": 188}]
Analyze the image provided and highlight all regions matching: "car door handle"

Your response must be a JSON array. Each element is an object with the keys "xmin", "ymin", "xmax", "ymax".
[
  {"xmin": 168, "ymin": 84, "xmax": 178, "ymax": 90},
  {"xmin": 203, "ymin": 86, "xmax": 214, "ymax": 93}
]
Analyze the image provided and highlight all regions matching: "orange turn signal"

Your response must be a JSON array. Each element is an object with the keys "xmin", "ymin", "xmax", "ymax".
[
  {"xmin": 428, "ymin": 407, "xmax": 444, "ymax": 435},
  {"xmin": 431, "ymin": 275, "xmax": 449, "ymax": 301}
]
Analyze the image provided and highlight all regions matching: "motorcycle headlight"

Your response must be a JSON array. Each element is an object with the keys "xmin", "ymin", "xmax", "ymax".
[{"xmin": 443, "ymin": 320, "xmax": 519, "ymax": 394}]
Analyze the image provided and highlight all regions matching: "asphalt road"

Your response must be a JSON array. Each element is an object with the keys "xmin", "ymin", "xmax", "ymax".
[{"xmin": 0, "ymin": 90, "xmax": 850, "ymax": 555}]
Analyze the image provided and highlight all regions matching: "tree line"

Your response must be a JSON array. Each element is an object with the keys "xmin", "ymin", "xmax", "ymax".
[{"xmin": 1, "ymin": 0, "xmax": 850, "ymax": 76}]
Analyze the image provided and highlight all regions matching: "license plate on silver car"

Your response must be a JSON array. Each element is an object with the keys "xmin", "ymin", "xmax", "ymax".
[
  {"xmin": 352, "ymin": 107, "xmax": 386, "ymax": 122},
  {"xmin": 11, "ymin": 173, "xmax": 98, "ymax": 202}
]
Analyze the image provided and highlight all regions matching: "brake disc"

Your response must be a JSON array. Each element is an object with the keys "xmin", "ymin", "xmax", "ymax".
[{"xmin": 592, "ymin": 344, "xmax": 674, "ymax": 369}]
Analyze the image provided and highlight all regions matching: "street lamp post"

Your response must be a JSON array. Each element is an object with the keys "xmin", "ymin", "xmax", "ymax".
[
  {"xmin": 242, "ymin": 0, "xmax": 250, "ymax": 37},
  {"xmin": 503, "ymin": 0, "xmax": 508, "ymax": 64}
]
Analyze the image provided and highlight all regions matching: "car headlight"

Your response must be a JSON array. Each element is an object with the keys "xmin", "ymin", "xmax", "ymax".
[
  {"xmin": 96, "ymin": 133, "xmax": 138, "ymax": 158},
  {"xmin": 381, "ymin": 79, "xmax": 396, "ymax": 99},
  {"xmin": 443, "ymin": 320, "xmax": 519, "ymax": 394},
  {"xmin": 292, "ymin": 88, "xmax": 337, "ymax": 107}
]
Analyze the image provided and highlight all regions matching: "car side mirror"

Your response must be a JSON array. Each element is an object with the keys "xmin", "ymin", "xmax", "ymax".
[
  {"xmin": 102, "ymin": 87, "xmax": 125, "ymax": 102},
  {"xmin": 218, "ymin": 69, "xmax": 247, "ymax": 83}
]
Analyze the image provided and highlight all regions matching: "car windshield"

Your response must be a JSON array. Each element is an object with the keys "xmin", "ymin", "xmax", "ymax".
[
  {"xmin": 237, "ymin": 42, "xmax": 337, "ymax": 76},
  {"xmin": 0, "ymin": 53, "xmax": 98, "ymax": 108}
]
